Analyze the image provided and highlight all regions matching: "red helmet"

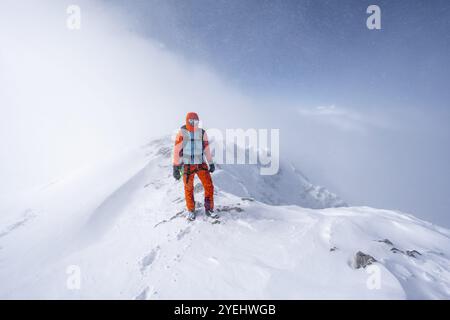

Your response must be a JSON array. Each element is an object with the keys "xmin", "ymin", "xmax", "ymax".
[{"xmin": 186, "ymin": 112, "xmax": 199, "ymax": 132}]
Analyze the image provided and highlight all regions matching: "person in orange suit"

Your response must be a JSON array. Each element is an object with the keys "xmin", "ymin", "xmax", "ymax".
[{"xmin": 173, "ymin": 112, "xmax": 217, "ymax": 221}]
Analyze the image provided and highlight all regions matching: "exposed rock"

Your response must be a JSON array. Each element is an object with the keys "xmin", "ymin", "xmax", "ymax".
[
  {"xmin": 406, "ymin": 250, "xmax": 422, "ymax": 258},
  {"xmin": 330, "ymin": 246, "xmax": 338, "ymax": 252},
  {"xmin": 354, "ymin": 251, "xmax": 377, "ymax": 269},
  {"xmin": 377, "ymin": 239, "xmax": 394, "ymax": 246},
  {"xmin": 390, "ymin": 247, "xmax": 422, "ymax": 258},
  {"xmin": 391, "ymin": 247, "xmax": 405, "ymax": 254}
]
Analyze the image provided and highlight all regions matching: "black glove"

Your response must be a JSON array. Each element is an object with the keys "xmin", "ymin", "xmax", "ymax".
[
  {"xmin": 209, "ymin": 163, "xmax": 215, "ymax": 173},
  {"xmin": 173, "ymin": 166, "xmax": 181, "ymax": 180}
]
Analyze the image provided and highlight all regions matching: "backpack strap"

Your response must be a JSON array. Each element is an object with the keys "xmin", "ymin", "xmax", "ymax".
[
  {"xmin": 178, "ymin": 125, "xmax": 187, "ymax": 161},
  {"xmin": 201, "ymin": 128, "xmax": 205, "ymax": 160}
]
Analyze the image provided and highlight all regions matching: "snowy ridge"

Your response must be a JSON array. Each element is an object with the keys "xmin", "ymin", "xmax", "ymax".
[
  {"xmin": 0, "ymin": 136, "xmax": 449, "ymax": 299},
  {"xmin": 167, "ymin": 134, "xmax": 345, "ymax": 209}
]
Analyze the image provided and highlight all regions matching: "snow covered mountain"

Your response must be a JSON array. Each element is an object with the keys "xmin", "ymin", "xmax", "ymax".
[
  {"xmin": 213, "ymin": 151, "xmax": 346, "ymax": 209},
  {"xmin": 0, "ymin": 136, "xmax": 449, "ymax": 299},
  {"xmin": 194, "ymin": 137, "xmax": 346, "ymax": 209}
]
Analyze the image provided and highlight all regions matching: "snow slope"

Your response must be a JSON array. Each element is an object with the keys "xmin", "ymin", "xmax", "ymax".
[{"xmin": 0, "ymin": 136, "xmax": 449, "ymax": 299}]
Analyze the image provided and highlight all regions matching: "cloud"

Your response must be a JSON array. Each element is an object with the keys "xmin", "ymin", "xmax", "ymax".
[
  {"xmin": 297, "ymin": 105, "xmax": 391, "ymax": 134},
  {"xmin": 0, "ymin": 0, "xmax": 255, "ymax": 195}
]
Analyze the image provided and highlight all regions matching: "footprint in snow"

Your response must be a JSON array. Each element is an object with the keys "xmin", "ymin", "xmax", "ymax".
[
  {"xmin": 135, "ymin": 287, "xmax": 149, "ymax": 300},
  {"xmin": 141, "ymin": 247, "xmax": 160, "ymax": 272},
  {"xmin": 173, "ymin": 254, "xmax": 182, "ymax": 262},
  {"xmin": 177, "ymin": 226, "xmax": 191, "ymax": 240}
]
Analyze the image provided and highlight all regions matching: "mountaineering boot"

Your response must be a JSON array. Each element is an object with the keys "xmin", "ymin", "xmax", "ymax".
[
  {"xmin": 187, "ymin": 210, "xmax": 196, "ymax": 221},
  {"xmin": 205, "ymin": 209, "xmax": 218, "ymax": 219}
]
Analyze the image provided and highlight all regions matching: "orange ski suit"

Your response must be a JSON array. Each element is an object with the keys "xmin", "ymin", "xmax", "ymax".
[{"xmin": 173, "ymin": 112, "xmax": 214, "ymax": 212}]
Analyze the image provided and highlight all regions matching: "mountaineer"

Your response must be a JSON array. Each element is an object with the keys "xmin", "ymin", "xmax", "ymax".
[{"xmin": 172, "ymin": 112, "xmax": 217, "ymax": 221}]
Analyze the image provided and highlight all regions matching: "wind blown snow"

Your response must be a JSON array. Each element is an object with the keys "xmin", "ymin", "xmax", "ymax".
[{"xmin": 0, "ymin": 136, "xmax": 449, "ymax": 299}]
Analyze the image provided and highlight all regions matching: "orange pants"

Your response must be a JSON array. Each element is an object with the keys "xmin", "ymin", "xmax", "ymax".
[{"xmin": 183, "ymin": 163, "xmax": 214, "ymax": 212}]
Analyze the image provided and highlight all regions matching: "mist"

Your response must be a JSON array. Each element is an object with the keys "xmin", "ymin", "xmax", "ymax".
[
  {"xmin": 0, "ymin": 0, "xmax": 255, "ymax": 197},
  {"xmin": 1, "ymin": 0, "xmax": 449, "ymax": 228}
]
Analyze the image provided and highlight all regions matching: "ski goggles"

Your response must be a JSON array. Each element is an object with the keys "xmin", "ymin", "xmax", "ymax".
[{"xmin": 188, "ymin": 119, "xmax": 199, "ymax": 126}]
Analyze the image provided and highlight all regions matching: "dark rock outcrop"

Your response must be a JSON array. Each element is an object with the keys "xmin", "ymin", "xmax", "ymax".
[
  {"xmin": 354, "ymin": 251, "xmax": 377, "ymax": 269},
  {"xmin": 406, "ymin": 250, "xmax": 422, "ymax": 258},
  {"xmin": 377, "ymin": 239, "xmax": 394, "ymax": 246}
]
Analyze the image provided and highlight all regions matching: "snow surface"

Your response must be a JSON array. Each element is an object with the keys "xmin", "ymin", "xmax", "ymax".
[{"xmin": 0, "ymin": 136, "xmax": 449, "ymax": 299}]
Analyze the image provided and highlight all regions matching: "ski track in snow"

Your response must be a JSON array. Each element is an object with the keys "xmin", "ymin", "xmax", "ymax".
[{"xmin": 0, "ymin": 136, "xmax": 449, "ymax": 299}]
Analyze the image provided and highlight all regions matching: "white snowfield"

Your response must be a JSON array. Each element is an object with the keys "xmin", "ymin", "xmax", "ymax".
[{"xmin": 0, "ymin": 136, "xmax": 449, "ymax": 299}]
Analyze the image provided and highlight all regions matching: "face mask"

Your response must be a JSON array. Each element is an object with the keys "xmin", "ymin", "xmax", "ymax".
[{"xmin": 188, "ymin": 119, "xmax": 199, "ymax": 126}]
